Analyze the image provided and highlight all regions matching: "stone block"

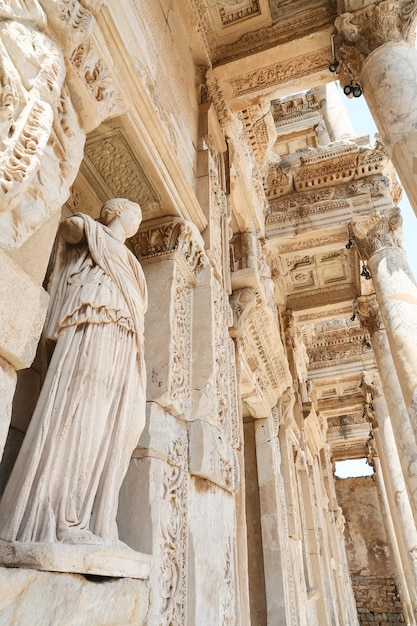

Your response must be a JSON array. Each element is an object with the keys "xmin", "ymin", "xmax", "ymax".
[
  {"xmin": 0, "ymin": 249, "xmax": 48, "ymax": 371},
  {"xmin": 0, "ymin": 566, "xmax": 150, "ymax": 625}
]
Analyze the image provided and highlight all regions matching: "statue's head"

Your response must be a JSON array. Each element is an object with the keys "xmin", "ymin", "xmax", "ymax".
[{"xmin": 100, "ymin": 198, "xmax": 142, "ymax": 224}]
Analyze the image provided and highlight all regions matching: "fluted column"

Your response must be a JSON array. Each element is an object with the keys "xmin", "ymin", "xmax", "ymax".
[
  {"xmin": 335, "ymin": 0, "xmax": 417, "ymax": 215},
  {"xmin": 351, "ymin": 209, "xmax": 417, "ymax": 439}
]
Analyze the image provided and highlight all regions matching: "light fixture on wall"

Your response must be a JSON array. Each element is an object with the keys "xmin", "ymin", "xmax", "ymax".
[{"xmin": 360, "ymin": 265, "xmax": 372, "ymax": 280}]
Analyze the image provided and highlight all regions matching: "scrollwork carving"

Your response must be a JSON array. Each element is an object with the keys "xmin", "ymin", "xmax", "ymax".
[{"xmin": 160, "ymin": 437, "xmax": 189, "ymax": 625}]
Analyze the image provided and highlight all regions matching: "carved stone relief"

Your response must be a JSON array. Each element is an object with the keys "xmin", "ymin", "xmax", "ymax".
[
  {"xmin": 82, "ymin": 127, "xmax": 161, "ymax": 219},
  {"xmin": 349, "ymin": 207, "xmax": 403, "ymax": 261},
  {"xmin": 230, "ymin": 287, "xmax": 291, "ymax": 417},
  {"xmin": 0, "ymin": 0, "xmax": 91, "ymax": 248},
  {"xmin": 228, "ymin": 46, "xmax": 331, "ymax": 98},
  {"xmin": 160, "ymin": 437, "xmax": 189, "ymax": 625}
]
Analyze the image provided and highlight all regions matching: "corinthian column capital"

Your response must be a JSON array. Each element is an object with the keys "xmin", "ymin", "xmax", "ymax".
[
  {"xmin": 349, "ymin": 208, "xmax": 403, "ymax": 260},
  {"xmin": 336, "ymin": 1, "xmax": 417, "ymax": 56},
  {"xmin": 356, "ymin": 294, "xmax": 384, "ymax": 336}
]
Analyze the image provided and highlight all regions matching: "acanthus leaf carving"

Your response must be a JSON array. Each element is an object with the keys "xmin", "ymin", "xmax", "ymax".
[
  {"xmin": 130, "ymin": 217, "xmax": 206, "ymax": 285},
  {"xmin": 349, "ymin": 207, "xmax": 403, "ymax": 260}
]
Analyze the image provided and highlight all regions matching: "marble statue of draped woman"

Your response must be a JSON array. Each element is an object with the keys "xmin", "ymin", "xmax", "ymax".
[{"xmin": 0, "ymin": 198, "xmax": 147, "ymax": 547}]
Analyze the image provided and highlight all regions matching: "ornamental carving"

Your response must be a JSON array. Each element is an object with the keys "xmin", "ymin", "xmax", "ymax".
[
  {"xmin": 220, "ymin": 538, "xmax": 239, "ymax": 625},
  {"xmin": 335, "ymin": 0, "xmax": 417, "ymax": 57},
  {"xmin": 349, "ymin": 208, "xmax": 403, "ymax": 261},
  {"xmin": 160, "ymin": 437, "xmax": 189, "ymax": 626},
  {"xmin": 214, "ymin": 6, "xmax": 336, "ymax": 64},
  {"xmin": 214, "ymin": 279, "xmax": 240, "ymax": 448},
  {"xmin": 218, "ymin": 0, "xmax": 260, "ymax": 26},
  {"xmin": 278, "ymin": 387, "xmax": 299, "ymax": 437},
  {"xmin": 356, "ymin": 294, "xmax": 384, "ymax": 336},
  {"xmin": 68, "ymin": 37, "xmax": 125, "ymax": 130},
  {"xmin": 83, "ymin": 129, "xmax": 161, "ymax": 217},
  {"xmin": 130, "ymin": 217, "xmax": 206, "ymax": 284},
  {"xmin": 228, "ymin": 47, "xmax": 331, "ymax": 97},
  {"xmin": 230, "ymin": 288, "xmax": 291, "ymax": 417},
  {"xmin": 271, "ymin": 90, "xmax": 318, "ymax": 121},
  {"xmin": 238, "ymin": 103, "xmax": 277, "ymax": 164}
]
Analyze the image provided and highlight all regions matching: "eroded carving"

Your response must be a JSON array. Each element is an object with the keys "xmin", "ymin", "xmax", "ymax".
[
  {"xmin": 349, "ymin": 208, "xmax": 403, "ymax": 261},
  {"xmin": 160, "ymin": 437, "xmax": 189, "ymax": 625}
]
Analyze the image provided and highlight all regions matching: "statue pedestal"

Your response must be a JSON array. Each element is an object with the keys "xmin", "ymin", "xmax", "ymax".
[{"xmin": 0, "ymin": 540, "xmax": 152, "ymax": 579}]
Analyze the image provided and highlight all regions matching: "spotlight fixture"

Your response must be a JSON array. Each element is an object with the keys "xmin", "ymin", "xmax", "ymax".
[
  {"xmin": 350, "ymin": 312, "xmax": 356, "ymax": 321},
  {"xmin": 329, "ymin": 60, "xmax": 339, "ymax": 73},
  {"xmin": 343, "ymin": 81, "xmax": 363, "ymax": 99},
  {"xmin": 343, "ymin": 84, "xmax": 353, "ymax": 98},
  {"xmin": 346, "ymin": 240, "xmax": 353, "ymax": 249},
  {"xmin": 360, "ymin": 265, "xmax": 372, "ymax": 280}
]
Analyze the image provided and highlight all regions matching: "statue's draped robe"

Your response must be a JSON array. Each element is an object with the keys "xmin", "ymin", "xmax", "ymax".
[{"xmin": 0, "ymin": 215, "xmax": 147, "ymax": 544}]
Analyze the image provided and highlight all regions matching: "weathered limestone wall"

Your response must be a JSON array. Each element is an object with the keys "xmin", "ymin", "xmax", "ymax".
[{"xmin": 336, "ymin": 476, "xmax": 405, "ymax": 625}]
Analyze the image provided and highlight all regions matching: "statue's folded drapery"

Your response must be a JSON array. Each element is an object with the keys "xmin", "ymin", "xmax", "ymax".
[{"xmin": 0, "ymin": 213, "xmax": 147, "ymax": 545}]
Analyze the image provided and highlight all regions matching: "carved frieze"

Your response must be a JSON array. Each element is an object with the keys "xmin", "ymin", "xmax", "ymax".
[
  {"xmin": 228, "ymin": 46, "xmax": 331, "ymax": 97},
  {"xmin": 214, "ymin": 6, "xmax": 336, "ymax": 64},
  {"xmin": 306, "ymin": 318, "xmax": 373, "ymax": 369},
  {"xmin": 230, "ymin": 287, "xmax": 291, "ymax": 417},
  {"xmin": 218, "ymin": 0, "xmax": 260, "ymax": 26},
  {"xmin": 271, "ymin": 90, "xmax": 319, "ymax": 122},
  {"xmin": 349, "ymin": 208, "xmax": 403, "ymax": 261},
  {"xmin": 327, "ymin": 412, "xmax": 368, "ymax": 429}
]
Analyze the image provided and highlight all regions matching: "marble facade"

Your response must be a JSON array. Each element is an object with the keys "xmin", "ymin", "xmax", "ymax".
[{"xmin": 0, "ymin": 1, "xmax": 417, "ymax": 625}]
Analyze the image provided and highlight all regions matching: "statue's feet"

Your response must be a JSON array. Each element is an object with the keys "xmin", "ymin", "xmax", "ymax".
[{"xmin": 59, "ymin": 528, "xmax": 103, "ymax": 545}]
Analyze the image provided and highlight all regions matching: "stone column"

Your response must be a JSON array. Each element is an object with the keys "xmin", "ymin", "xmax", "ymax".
[
  {"xmin": 362, "ymin": 375, "xmax": 417, "ymax": 617},
  {"xmin": 356, "ymin": 292, "xmax": 417, "ymax": 522},
  {"xmin": 314, "ymin": 82, "xmax": 355, "ymax": 142},
  {"xmin": 351, "ymin": 209, "xmax": 417, "ymax": 442},
  {"xmin": 335, "ymin": 0, "xmax": 417, "ymax": 215}
]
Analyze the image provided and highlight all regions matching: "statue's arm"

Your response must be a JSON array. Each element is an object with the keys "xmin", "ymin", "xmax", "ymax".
[{"xmin": 59, "ymin": 215, "xmax": 85, "ymax": 244}]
